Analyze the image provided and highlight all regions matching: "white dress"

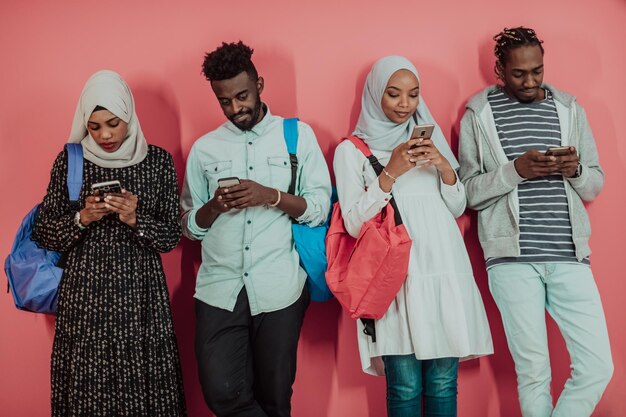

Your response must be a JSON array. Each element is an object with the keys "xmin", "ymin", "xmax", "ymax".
[{"xmin": 333, "ymin": 140, "xmax": 493, "ymax": 376}]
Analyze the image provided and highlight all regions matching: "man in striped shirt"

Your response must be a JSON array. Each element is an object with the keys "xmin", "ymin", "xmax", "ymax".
[{"xmin": 459, "ymin": 27, "xmax": 613, "ymax": 417}]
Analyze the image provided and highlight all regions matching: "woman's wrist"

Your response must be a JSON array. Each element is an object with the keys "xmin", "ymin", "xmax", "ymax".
[
  {"xmin": 78, "ymin": 209, "xmax": 92, "ymax": 226},
  {"xmin": 122, "ymin": 214, "xmax": 137, "ymax": 229},
  {"xmin": 378, "ymin": 172, "xmax": 395, "ymax": 193},
  {"xmin": 439, "ymin": 165, "xmax": 457, "ymax": 185}
]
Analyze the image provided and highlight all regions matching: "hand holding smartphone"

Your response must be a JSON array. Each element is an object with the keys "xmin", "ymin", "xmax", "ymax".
[
  {"xmin": 91, "ymin": 180, "xmax": 122, "ymax": 197},
  {"xmin": 545, "ymin": 146, "xmax": 574, "ymax": 156},
  {"xmin": 217, "ymin": 177, "xmax": 241, "ymax": 188},
  {"xmin": 410, "ymin": 124, "xmax": 435, "ymax": 149}
]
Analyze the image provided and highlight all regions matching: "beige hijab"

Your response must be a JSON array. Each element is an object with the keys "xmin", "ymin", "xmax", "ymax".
[{"xmin": 68, "ymin": 70, "xmax": 148, "ymax": 168}]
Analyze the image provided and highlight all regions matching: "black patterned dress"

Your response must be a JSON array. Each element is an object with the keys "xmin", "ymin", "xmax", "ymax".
[{"xmin": 33, "ymin": 145, "xmax": 186, "ymax": 417}]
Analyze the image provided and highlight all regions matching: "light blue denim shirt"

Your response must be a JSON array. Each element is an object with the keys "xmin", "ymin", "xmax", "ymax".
[{"xmin": 180, "ymin": 106, "xmax": 331, "ymax": 314}]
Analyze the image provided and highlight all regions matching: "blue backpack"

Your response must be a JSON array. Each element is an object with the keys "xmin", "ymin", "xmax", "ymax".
[
  {"xmin": 4, "ymin": 144, "xmax": 83, "ymax": 314},
  {"xmin": 283, "ymin": 118, "xmax": 334, "ymax": 302}
]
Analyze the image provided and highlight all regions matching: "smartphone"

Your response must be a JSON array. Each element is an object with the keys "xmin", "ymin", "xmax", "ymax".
[
  {"xmin": 545, "ymin": 146, "xmax": 573, "ymax": 156},
  {"xmin": 91, "ymin": 180, "xmax": 122, "ymax": 197},
  {"xmin": 217, "ymin": 177, "xmax": 240, "ymax": 188},
  {"xmin": 410, "ymin": 124, "xmax": 435, "ymax": 148}
]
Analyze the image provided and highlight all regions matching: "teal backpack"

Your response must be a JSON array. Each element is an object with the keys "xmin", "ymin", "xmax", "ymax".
[{"xmin": 283, "ymin": 118, "xmax": 334, "ymax": 302}]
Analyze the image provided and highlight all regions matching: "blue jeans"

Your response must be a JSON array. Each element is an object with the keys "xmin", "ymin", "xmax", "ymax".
[{"xmin": 383, "ymin": 355, "xmax": 459, "ymax": 417}]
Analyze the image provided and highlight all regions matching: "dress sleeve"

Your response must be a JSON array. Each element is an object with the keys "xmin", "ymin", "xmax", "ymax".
[
  {"xmin": 32, "ymin": 150, "xmax": 86, "ymax": 252},
  {"xmin": 333, "ymin": 141, "xmax": 391, "ymax": 238},
  {"xmin": 132, "ymin": 151, "xmax": 182, "ymax": 253},
  {"xmin": 439, "ymin": 170, "xmax": 467, "ymax": 219}
]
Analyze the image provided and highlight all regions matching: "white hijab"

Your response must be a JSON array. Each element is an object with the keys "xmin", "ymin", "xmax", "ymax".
[
  {"xmin": 68, "ymin": 70, "xmax": 148, "ymax": 168},
  {"xmin": 353, "ymin": 56, "xmax": 459, "ymax": 169}
]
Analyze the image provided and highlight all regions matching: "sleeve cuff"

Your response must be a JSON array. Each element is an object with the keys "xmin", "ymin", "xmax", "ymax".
[
  {"xmin": 133, "ymin": 213, "xmax": 150, "ymax": 240},
  {"xmin": 440, "ymin": 170, "xmax": 462, "ymax": 194},
  {"xmin": 503, "ymin": 160, "xmax": 525, "ymax": 187},
  {"xmin": 566, "ymin": 163, "xmax": 588, "ymax": 188},
  {"xmin": 367, "ymin": 177, "xmax": 393, "ymax": 203},
  {"xmin": 295, "ymin": 196, "xmax": 316, "ymax": 224},
  {"xmin": 185, "ymin": 208, "xmax": 209, "ymax": 240}
]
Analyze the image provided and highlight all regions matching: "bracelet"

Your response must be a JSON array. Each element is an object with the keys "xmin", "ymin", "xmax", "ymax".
[
  {"xmin": 269, "ymin": 188, "xmax": 282, "ymax": 207},
  {"xmin": 382, "ymin": 169, "xmax": 397, "ymax": 182}
]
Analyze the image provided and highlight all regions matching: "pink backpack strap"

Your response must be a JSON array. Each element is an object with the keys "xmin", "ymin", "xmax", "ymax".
[
  {"xmin": 343, "ymin": 135, "xmax": 403, "ymax": 227},
  {"xmin": 345, "ymin": 136, "xmax": 372, "ymax": 158}
]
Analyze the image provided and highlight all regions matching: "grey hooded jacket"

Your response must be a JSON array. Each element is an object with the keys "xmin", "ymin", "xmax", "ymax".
[{"xmin": 458, "ymin": 84, "xmax": 604, "ymax": 261}]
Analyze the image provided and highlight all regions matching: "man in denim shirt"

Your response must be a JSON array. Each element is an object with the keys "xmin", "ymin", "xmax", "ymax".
[{"xmin": 180, "ymin": 41, "xmax": 331, "ymax": 417}]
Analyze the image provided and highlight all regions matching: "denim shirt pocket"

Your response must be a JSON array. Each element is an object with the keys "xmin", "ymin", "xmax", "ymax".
[
  {"xmin": 203, "ymin": 160, "xmax": 233, "ymax": 196},
  {"xmin": 267, "ymin": 156, "xmax": 292, "ymax": 192}
]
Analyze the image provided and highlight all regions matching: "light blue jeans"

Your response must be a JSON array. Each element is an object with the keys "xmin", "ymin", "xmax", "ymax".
[
  {"xmin": 488, "ymin": 263, "xmax": 613, "ymax": 417},
  {"xmin": 382, "ymin": 355, "xmax": 458, "ymax": 417}
]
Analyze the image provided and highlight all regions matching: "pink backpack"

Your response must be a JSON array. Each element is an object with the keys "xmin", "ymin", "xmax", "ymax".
[{"xmin": 325, "ymin": 136, "xmax": 412, "ymax": 320}]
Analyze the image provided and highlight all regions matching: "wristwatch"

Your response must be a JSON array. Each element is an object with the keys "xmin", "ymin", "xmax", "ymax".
[{"xmin": 74, "ymin": 211, "xmax": 86, "ymax": 230}]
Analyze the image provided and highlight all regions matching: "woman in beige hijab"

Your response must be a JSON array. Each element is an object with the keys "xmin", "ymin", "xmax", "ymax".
[{"xmin": 33, "ymin": 70, "xmax": 186, "ymax": 416}]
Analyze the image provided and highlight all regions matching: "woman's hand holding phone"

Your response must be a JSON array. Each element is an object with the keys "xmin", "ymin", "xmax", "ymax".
[
  {"xmin": 409, "ymin": 139, "xmax": 456, "ymax": 185},
  {"xmin": 80, "ymin": 195, "xmax": 110, "ymax": 226},
  {"xmin": 103, "ymin": 190, "xmax": 139, "ymax": 228},
  {"xmin": 380, "ymin": 139, "xmax": 423, "ymax": 192}
]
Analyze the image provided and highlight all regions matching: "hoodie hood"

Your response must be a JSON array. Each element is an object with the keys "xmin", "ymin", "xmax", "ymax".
[{"xmin": 465, "ymin": 83, "xmax": 577, "ymax": 113}]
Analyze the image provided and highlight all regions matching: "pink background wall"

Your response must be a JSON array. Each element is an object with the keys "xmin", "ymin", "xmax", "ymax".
[{"xmin": 1, "ymin": 0, "xmax": 624, "ymax": 416}]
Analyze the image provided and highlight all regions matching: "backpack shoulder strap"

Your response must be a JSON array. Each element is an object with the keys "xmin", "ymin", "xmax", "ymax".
[
  {"xmin": 345, "ymin": 135, "xmax": 371, "ymax": 157},
  {"xmin": 345, "ymin": 136, "xmax": 384, "ymax": 177},
  {"xmin": 344, "ymin": 137, "xmax": 402, "ymax": 225},
  {"xmin": 65, "ymin": 144, "xmax": 84, "ymax": 205},
  {"xmin": 283, "ymin": 118, "xmax": 299, "ymax": 195}
]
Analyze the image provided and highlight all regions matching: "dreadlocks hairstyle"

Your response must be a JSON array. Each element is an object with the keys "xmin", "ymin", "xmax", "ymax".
[
  {"xmin": 202, "ymin": 41, "xmax": 259, "ymax": 82},
  {"xmin": 493, "ymin": 27, "xmax": 544, "ymax": 81}
]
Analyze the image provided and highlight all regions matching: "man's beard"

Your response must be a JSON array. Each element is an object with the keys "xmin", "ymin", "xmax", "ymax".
[{"xmin": 230, "ymin": 95, "xmax": 262, "ymax": 131}]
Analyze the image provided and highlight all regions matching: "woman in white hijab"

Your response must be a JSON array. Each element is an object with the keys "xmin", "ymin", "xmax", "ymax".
[
  {"xmin": 33, "ymin": 70, "xmax": 186, "ymax": 416},
  {"xmin": 333, "ymin": 56, "xmax": 493, "ymax": 417}
]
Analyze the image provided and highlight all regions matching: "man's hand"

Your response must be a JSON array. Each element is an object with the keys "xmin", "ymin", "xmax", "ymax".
[
  {"xmin": 222, "ymin": 179, "xmax": 277, "ymax": 209},
  {"xmin": 194, "ymin": 186, "xmax": 239, "ymax": 229},
  {"xmin": 207, "ymin": 186, "xmax": 237, "ymax": 213},
  {"xmin": 555, "ymin": 147, "xmax": 580, "ymax": 178},
  {"xmin": 514, "ymin": 150, "xmax": 560, "ymax": 179}
]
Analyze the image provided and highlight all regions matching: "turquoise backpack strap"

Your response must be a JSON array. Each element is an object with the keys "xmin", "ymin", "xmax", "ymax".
[
  {"xmin": 65, "ymin": 144, "xmax": 84, "ymax": 206},
  {"xmin": 283, "ymin": 118, "xmax": 299, "ymax": 195}
]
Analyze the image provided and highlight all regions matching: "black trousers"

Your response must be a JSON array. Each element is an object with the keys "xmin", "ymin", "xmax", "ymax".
[{"xmin": 195, "ymin": 286, "xmax": 310, "ymax": 417}]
